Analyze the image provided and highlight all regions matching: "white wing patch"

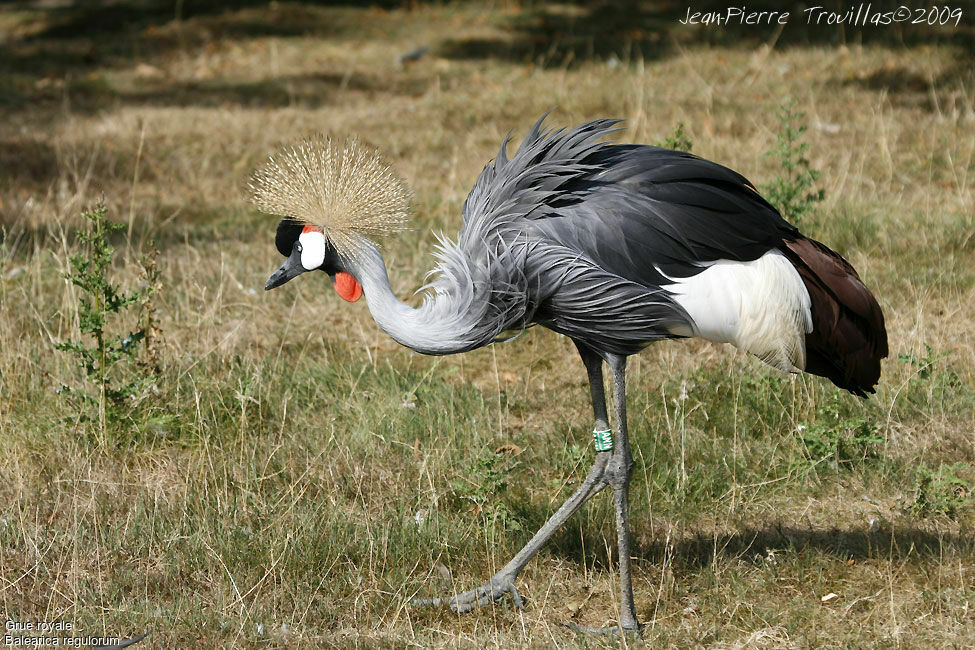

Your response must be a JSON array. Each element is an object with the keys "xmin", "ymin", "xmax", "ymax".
[
  {"xmin": 299, "ymin": 230, "xmax": 327, "ymax": 270},
  {"xmin": 662, "ymin": 251, "xmax": 813, "ymax": 372}
]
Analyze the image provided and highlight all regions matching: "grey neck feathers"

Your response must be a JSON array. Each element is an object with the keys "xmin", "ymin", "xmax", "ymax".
[{"xmin": 348, "ymin": 241, "xmax": 522, "ymax": 356}]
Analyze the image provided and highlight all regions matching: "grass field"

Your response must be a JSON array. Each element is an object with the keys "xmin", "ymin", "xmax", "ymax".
[{"xmin": 1, "ymin": 2, "xmax": 974, "ymax": 647}]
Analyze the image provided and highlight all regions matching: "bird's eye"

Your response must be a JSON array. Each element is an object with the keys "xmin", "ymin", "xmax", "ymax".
[{"xmin": 296, "ymin": 243, "xmax": 303, "ymax": 253}]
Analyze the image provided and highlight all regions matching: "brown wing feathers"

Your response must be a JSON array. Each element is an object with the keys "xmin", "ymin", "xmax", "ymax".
[{"xmin": 783, "ymin": 237, "xmax": 888, "ymax": 396}]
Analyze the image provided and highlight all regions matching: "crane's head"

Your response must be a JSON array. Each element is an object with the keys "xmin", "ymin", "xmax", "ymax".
[
  {"xmin": 250, "ymin": 134, "xmax": 410, "ymax": 300},
  {"xmin": 264, "ymin": 219, "xmax": 363, "ymax": 302}
]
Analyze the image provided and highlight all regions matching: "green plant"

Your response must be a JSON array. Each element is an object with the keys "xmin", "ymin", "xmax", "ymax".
[
  {"xmin": 912, "ymin": 463, "xmax": 970, "ymax": 517},
  {"xmin": 761, "ymin": 99, "xmax": 825, "ymax": 227},
  {"xmin": 451, "ymin": 448, "xmax": 523, "ymax": 532},
  {"xmin": 138, "ymin": 242, "xmax": 163, "ymax": 374},
  {"xmin": 896, "ymin": 343, "xmax": 966, "ymax": 416},
  {"xmin": 898, "ymin": 343, "xmax": 953, "ymax": 381},
  {"xmin": 797, "ymin": 396, "xmax": 883, "ymax": 471},
  {"xmin": 55, "ymin": 205, "xmax": 158, "ymax": 438},
  {"xmin": 658, "ymin": 122, "xmax": 693, "ymax": 152}
]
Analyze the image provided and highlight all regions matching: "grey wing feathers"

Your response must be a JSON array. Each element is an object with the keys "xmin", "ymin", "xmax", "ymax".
[
  {"xmin": 529, "ymin": 144, "xmax": 800, "ymax": 287},
  {"xmin": 460, "ymin": 116, "xmax": 622, "ymax": 232},
  {"xmin": 428, "ymin": 117, "xmax": 802, "ymax": 352},
  {"xmin": 419, "ymin": 117, "xmax": 628, "ymax": 349},
  {"xmin": 523, "ymin": 243, "xmax": 691, "ymax": 354},
  {"xmin": 425, "ymin": 117, "xmax": 886, "ymax": 390},
  {"xmin": 460, "ymin": 118, "xmax": 799, "ymax": 291}
]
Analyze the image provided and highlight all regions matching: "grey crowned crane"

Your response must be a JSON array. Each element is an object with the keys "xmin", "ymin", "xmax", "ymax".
[{"xmin": 255, "ymin": 116, "xmax": 887, "ymax": 635}]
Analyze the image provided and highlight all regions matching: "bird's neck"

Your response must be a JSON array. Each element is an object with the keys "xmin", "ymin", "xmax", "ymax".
[{"xmin": 347, "ymin": 242, "xmax": 489, "ymax": 356}]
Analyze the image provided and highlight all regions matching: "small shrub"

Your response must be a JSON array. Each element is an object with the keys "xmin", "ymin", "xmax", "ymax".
[
  {"xmin": 797, "ymin": 396, "xmax": 883, "ymax": 472},
  {"xmin": 895, "ymin": 343, "xmax": 969, "ymax": 416},
  {"xmin": 138, "ymin": 242, "xmax": 163, "ymax": 374},
  {"xmin": 761, "ymin": 99, "xmax": 825, "ymax": 227},
  {"xmin": 799, "ymin": 419, "xmax": 883, "ymax": 470},
  {"xmin": 451, "ymin": 448, "xmax": 523, "ymax": 532},
  {"xmin": 55, "ymin": 204, "xmax": 159, "ymax": 439},
  {"xmin": 912, "ymin": 464, "xmax": 970, "ymax": 517},
  {"xmin": 898, "ymin": 343, "xmax": 953, "ymax": 382},
  {"xmin": 658, "ymin": 122, "xmax": 693, "ymax": 152}
]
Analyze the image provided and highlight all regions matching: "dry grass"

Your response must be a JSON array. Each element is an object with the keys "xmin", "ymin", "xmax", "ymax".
[{"xmin": 1, "ymin": 2, "xmax": 974, "ymax": 648}]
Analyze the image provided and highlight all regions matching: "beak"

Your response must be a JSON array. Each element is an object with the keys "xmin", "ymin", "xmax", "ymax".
[{"xmin": 265, "ymin": 248, "xmax": 305, "ymax": 291}]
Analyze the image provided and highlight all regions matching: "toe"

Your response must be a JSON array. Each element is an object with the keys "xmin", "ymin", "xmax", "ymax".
[{"xmin": 509, "ymin": 585, "xmax": 524, "ymax": 609}]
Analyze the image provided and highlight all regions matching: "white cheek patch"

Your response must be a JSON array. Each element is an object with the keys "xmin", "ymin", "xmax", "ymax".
[{"xmin": 298, "ymin": 231, "xmax": 327, "ymax": 270}]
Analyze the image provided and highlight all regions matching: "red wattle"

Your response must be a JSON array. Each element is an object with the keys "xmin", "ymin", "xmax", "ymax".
[{"xmin": 334, "ymin": 272, "xmax": 363, "ymax": 302}]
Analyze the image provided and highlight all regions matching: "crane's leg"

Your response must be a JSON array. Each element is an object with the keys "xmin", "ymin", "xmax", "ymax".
[
  {"xmin": 564, "ymin": 353, "xmax": 641, "ymax": 636},
  {"xmin": 410, "ymin": 343, "xmax": 613, "ymax": 612}
]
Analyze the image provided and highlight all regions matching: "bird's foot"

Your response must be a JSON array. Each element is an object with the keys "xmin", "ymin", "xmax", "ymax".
[
  {"xmin": 563, "ymin": 621, "xmax": 642, "ymax": 638},
  {"xmin": 411, "ymin": 574, "xmax": 523, "ymax": 613}
]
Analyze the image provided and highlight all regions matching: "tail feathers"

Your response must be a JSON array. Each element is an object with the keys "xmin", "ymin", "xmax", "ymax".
[{"xmin": 782, "ymin": 237, "xmax": 888, "ymax": 396}]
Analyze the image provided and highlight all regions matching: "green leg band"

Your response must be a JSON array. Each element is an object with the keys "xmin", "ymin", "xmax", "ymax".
[{"xmin": 592, "ymin": 428, "xmax": 614, "ymax": 452}]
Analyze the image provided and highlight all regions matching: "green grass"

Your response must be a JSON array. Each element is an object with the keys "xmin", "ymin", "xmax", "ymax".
[{"xmin": 2, "ymin": 2, "xmax": 974, "ymax": 647}]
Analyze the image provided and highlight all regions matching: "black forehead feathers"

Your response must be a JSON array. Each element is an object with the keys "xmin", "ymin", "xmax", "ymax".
[{"xmin": 275, "ymin": 219, "xmax": 304, "ymax": 257}]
